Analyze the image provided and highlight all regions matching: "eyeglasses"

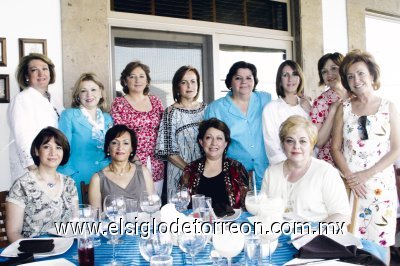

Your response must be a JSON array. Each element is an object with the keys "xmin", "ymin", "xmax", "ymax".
[{"xmin": 357, "ymin": 116, "xmax": 369, "ymax": 140}]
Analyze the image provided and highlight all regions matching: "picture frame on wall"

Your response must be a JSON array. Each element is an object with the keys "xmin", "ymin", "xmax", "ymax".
[
  {"xmin": 0, "ymin": 38, "xmax": 6, "ymax": 66},
  {"xmin": 19, "ymin": 38, "xmax": 47, "ymax": 58},
  {"xmin": 0, "ymin": 74, "xmax": 10, "ymax": 103}
]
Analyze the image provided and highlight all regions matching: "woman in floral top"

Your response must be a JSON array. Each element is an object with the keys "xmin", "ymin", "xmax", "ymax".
[
  {"xmin": 6, "ymin": 127, "xmax": 78, "ymax": 243},
  {"xmin": 310, "ymin": 52, "xmax": 350, "ymax": 165},
  {"xmin": 111, "ymin": 61, "xmax": 164, "ymax": 195},
  {"xmin": 180, "ymin": 118, "xmax": 249, "ymax": 210},
  {"xmin": 332, "ymin": 50, "xmax": 400, "ymax": 255}
]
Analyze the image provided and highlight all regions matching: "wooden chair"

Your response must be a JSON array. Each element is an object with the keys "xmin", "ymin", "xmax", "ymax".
[
  {"xmin": 0, "ymin": 191, "xmax": 9, "ymax": 247},
  {"xmin": 80, "ymin": 181, "xmax": 89, "ymax": 205}
]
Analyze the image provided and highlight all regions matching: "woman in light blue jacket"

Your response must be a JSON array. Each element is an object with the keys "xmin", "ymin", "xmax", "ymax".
[{"xmin": 58, "ymin": 73, "xmax": 113, "ymax": 203}]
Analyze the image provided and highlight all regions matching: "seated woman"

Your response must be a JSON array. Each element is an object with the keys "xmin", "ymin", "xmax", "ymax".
[
  {"xmin": 6, "ymin": 127, "xmax": 78, "ymax": 243},
  {"xmin": 89, "ymin": 125, "xmax": 154, "ymax": 210},
  {"xmin": 260, "ymin": 115, "xmax": 350, "ymax": 224},
  {"xmin": 180, "ymin": 118, "xmax": 249, "ymax": 211}
]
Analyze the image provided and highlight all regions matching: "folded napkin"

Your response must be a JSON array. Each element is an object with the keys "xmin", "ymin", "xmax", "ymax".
[
  {"xmin": 294, "ymin": 235, "xmax": 386, "ymax": 265},
  {"xmin": 18, "ymin": 239, "xmax": 54, "ymax": 253},
  {"xmin": 0, "ymin": 252, "xmax": 34, "ymax": 266},
  {"xmin": 214, "ymin": 202, "xmax": 235, "ymax": 218},
  {"xmin": 295, "ymin": 235, "xmax": 357, "ymax": 259}
]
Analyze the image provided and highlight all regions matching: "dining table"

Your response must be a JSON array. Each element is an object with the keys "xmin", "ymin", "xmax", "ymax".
[{"xmin": 0, "ymin": 212, "xmax": 387, "ymax": 265}]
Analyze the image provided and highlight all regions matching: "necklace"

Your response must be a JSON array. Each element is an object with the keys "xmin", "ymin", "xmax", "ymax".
[
  {"xmin": 36, "ymin": 171, "xmax": 58, "ymax": 189},
  {"xmin": 109, "ymin": 163, "xmax": 131, "ymax": 176}
]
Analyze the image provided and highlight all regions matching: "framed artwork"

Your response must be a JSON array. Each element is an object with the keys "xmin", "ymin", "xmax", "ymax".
[
  {"xmin": 19, "ymin": 38, "xmax": 47, "ymax": 58},
  {"xmin": 0, "ymin": 74, "xmax": 10, "ymax": 103},
  {"xmin": 0, "ymin": 38, "xmax": 6, "ymax": 66}
]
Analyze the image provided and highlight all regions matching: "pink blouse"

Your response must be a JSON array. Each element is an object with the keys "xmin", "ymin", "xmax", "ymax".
[{"xmin": 111, "ymin": 95, "xmax": 164, "ymax": 182}]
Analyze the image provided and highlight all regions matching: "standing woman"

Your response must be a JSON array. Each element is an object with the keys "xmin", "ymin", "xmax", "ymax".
[
  {"xmin": 110, "ymin": 61, "xmax": 164, "ymax": 195},
  {"xmin": 310, "ymin": 53, "xmax": 350, "ymax": 165},
  {"xmin": 7, "ymin": 53, "xmax": 63, "ymax": 181},
  {"xmin": 155, "ymin": 66, "xmax": 206, "ymax": 201},
  {"xmin": 205, "ymin": 61, "xmax": 271, "ymax": 190},
  {"xmin": 332, "ymin": 50, "xmax": 400, "ymax": 252},
  {"xmin": 58, "ymin": 73, "xmax": 113, "ymax": 203},
  {"xmin": 262, "ymin": 60, "xmax": 311, "ymax": 165}
]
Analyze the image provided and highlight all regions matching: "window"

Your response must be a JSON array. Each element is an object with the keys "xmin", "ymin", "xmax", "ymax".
[{"xmin": 111, "ymin": 0, "xmax": 288, "ymax": 31}]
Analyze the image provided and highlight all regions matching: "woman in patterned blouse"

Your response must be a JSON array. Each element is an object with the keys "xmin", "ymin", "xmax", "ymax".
[
  {"xmin": 110, "ymin": 61, "xmax": 164, "ymax": 195},
  {"xmin": 155, "ymin": 66, "xmax": 206, "ymax": 202},
  {"xmin": 6, "ymin": 127, "xmax": 78, "ymax": 243},
  {"xmin": 310, "ymin": 53, "xmax": 350, "ymax": 165},
  {"xmin": 180, "ymin": 118, "xmax": 249, "ymax": 210}
]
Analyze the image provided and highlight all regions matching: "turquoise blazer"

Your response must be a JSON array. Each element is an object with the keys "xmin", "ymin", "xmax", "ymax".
[{"xmin": 58, "ymin": 108, "xmax": 113, "ymax": 203}]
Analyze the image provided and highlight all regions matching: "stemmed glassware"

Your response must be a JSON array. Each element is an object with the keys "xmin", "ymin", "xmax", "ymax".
[
  {"xmin": 139, "ymin": 230, "xmax": 173, "ymax": 261},
  {"xmin": 103, "ymin": 195, "xmax": 126, "ymax": 266},
  {"xmin": 140, "ymin": 191, "xmax": 161, "ymax": 225},
  {"xmin": 169, "ymin": 187, "xmax": 190, "ymax": 212},
  {"xmin": 213, "ymin": 224, "xmax": 245, "ymax": 266},
  {"xmin": 177, "ymin": 230, "xmax": 209, "ymax": 266},
  {"xmin": 257, "ymin": 197, "xmax": 284, "ymax": 266}
]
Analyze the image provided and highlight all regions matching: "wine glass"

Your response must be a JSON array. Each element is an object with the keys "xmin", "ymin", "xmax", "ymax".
[
  {"xmin": 140, "ymin": 191, "xmax": 161, "ymax": 225},
  {"xmin": 213, "ymin": 224, "xmax": 245, "ymax": 266},
  {"xmin": 169, "ymin": 187, "xmax": 190, "ymax": 212},
  {"xmin": 245, "ymin": 191, "xmax": 264, "ymax": 216},
  {"xmin": 177, "ymin": 230, "xmax": 208, "ymax": 266},
  {"xmin": 139, "ymin": 230, "xmax": 173, "ymax": 261},
  {"xmin": 103, "ymin": 195, "xmax": 126, "ymax": 266}
]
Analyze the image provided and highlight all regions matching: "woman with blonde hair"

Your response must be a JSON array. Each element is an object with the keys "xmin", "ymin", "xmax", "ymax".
[
  {"xmin": 58, "ymin": 73, "xmax": 113, "ymax": 203},
  {"xmin": 261, "ymin": 115, "xmax": 350, "ymax": 224}
]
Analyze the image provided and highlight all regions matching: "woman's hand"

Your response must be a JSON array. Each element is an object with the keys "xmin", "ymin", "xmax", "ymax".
[
  {"xmin": 299, "ymin": 96, "xmax": 312, "ymax": 114},
  {"xmin": 345, "ymin": 170, "xmax": 371, "ymax": 199}
]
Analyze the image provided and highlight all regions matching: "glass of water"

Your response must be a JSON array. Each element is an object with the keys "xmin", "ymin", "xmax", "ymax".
[{"xmin": 139, "ymin": 231, "xmax": 173, "ymax": 261}]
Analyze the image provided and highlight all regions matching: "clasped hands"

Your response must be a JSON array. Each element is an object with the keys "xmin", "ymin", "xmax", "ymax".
[{"xmin": 344, "ymin": 170, "xmax": 370, "ymax": 199}]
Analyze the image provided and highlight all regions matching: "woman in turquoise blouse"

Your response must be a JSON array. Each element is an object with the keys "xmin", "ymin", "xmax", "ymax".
[
  {"xmin": 205, "ymin": 61, "xmax": 271, "ymax": 190},
  {"xmin": 58, "ymin": 73, "xmax": 113, "ymax": 203}
]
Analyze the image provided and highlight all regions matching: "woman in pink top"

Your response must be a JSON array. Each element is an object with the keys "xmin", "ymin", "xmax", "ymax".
[
  {"xmin": 310, "ymin": 53, "xmax": 350, "ymax": 165},
  {"xmin": 110, "ymin": 61, "xmax": 164, "ymax": 195}
]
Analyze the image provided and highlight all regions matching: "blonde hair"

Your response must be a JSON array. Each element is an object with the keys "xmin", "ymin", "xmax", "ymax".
[
  {"xmin": 279, "ymin": 115, "xmax": 318, "ymax": 148},
  {"xmin": 71, "ymin": 73, "xmax": 107, "ymax": 110}
]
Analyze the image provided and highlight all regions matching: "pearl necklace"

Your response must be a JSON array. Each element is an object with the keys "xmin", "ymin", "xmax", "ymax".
[{"xmin": 109, "ymin": 163, "xmax": 131, "ymax": 176}]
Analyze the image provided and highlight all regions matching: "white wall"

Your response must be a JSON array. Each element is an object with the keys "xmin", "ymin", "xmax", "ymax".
[{"xmin": 0, "ymin": 0, "xmax": 63, "ymax": 191}]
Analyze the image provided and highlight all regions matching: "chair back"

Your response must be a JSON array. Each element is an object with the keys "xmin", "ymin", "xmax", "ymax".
[
  {"xmin": 80, "ymin": 181, "xmax": 89, "ymax": 205},
  {"xmin": 0, "ymin": 191, "xmax": 9, "ymax": 247}
]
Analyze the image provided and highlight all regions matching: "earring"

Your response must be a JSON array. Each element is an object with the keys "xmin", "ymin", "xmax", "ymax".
[
  {"xmin": 130, "ymin": 153, "xmax": 134, "ymax": 157},
  {"xmin": 26, "ymin": 79, "xmax": 29, "ymax": 82},
  {"xmin": 107, "ymin": 152, "xmax": 110, "ymax": 157}
]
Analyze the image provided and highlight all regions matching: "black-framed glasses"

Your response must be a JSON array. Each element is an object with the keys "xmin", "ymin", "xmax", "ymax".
[{"xmin": 358, "ymin": 116, "xmax": 369, "ymax": 140}]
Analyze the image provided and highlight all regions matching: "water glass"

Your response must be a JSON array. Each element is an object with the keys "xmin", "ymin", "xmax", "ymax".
[
  {"xmin": 191, "ymin": 194, "xmax": 205, "ymax": 218},
  {"xmin": 78, "ymin": 230, "xmax": 95, "ymax": 266},
  {"xmin": 125, "ymin": 198, "xmax": 138, "ymax": 222},
  {"xmin": 169, "ymin": 188, "xmax": 190, "ymax": 212},
  {"xmin": 200, "ymin": 197, "xmax": 212, "ymax": 222},
  {"xmin": 150, "ymin": 255, "xmax": 173, "ymax": 266},
  {"xmin": 244, "ymin": 235, "xmax": 261, "ymax": 266}
]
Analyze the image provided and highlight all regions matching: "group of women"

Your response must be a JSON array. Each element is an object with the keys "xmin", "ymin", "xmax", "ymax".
[{"xmin": 4, "ymin": 50, "xmax": 400, "ymax": 261}]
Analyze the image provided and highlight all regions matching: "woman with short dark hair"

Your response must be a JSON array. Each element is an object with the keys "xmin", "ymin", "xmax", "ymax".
[
  {"xmin": 89, "ymin": 125, "xmax": 154, "ymax": 211},
  {"xmin": 110, "ymin": 61, "xmax": 164, "ymax": 195},
  {"xmin": 6, "ymin": 127, "xmax": 78, "ymax": 243},
  {"xmin": 155, "ymin": 65, "xmax": 206, "ymax": 202},
  {"xmin": 180, "ymin": 118, "xmax": 249, "ymax": 211},
  {"xmin": 205, "ymin": 61, "xmax": 271, "ymax": 190}
]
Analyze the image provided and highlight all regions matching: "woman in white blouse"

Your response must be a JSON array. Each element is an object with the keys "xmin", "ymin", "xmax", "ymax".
[
  {"xmin": 261, "ymin": 115, "xmax": 350, "ymax": 223},
  {"xmin": 7, "ymin": 53, "xmax": 63, "ymax": 181},
  {"xmin": 262, "ymin": 60, "xmax": 311, "ymax": 165}
]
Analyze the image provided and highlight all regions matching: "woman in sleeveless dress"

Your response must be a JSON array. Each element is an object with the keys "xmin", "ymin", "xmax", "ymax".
[
  {"xmin": 89, "ymin": 125, "xmax": 154, "ymax": 210},
  {"xmin": 332, "ymin": 50, "xmax": 400, "ymax": 259}
]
